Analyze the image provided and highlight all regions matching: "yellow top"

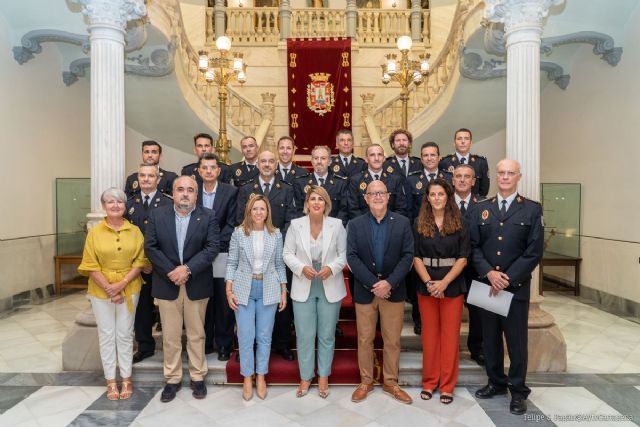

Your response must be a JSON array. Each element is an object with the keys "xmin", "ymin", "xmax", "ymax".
[{"xmin": 78, "ymin": 219, "xmax": 150, "ymax": 312}]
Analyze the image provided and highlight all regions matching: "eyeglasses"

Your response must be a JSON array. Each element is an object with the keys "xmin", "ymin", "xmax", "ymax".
[
  {"xmin": 497, "ymin": 171, "xmax": 519, "ymax": 177},
  {"xmin": 365, "ymin": 191, "xmax": 389, "ymax": 197}
]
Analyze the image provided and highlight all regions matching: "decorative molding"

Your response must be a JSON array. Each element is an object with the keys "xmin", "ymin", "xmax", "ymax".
[
  {"xmin": 63, "ymin": 38, "xmax": 177, "ymax": 86},
  {"xmin": 541, "ymin": 31, "xmax": 623, "ymax": 66},
  {"xmin": 484, "ymin": 0, "xmax": 564, "ymax": 31},
  {"xmin": 73, "ymin": 0, "xmax": 146, "ymax": 29},
  {"xmin": 12, "ymin": 30, "xmax": 90, "ymax": 65},
  {"xmin": 460, "ymin": 48, "xmax": 570, "ymax": 89}
]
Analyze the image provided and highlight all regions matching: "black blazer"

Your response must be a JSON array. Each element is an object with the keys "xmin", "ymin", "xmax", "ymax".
[
  {"xmin": 469, "ymin": 195, "xmax": 544, "ymax": 301},
  {"xmin": 145, "ymin": 205, "xmax": 220, "ymax": 300},
  {"xmin": 196, "ymin": 182, "xmax": 238, "ymax": 252},
  {"xmin": 346, "ymin": 211, "xmax": 414, "ymax": 304}
]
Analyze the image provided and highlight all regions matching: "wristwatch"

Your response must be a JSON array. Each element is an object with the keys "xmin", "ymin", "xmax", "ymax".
[{"xmin": 424, "ymin": 280, "xmax": 433, "ymax": 288}]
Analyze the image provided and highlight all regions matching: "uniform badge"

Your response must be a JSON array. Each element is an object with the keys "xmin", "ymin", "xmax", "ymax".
[
  {"xmin": 329, "ymin": 180, "xmax": 334, "ymax": 185},
  {"xmin": 276, "ymin": 183, "xmax": 281, "ymax": 188},
  {"xmin": 144, "ymin": 220, "xmax": 148, "ymax": 224},
  {"xmin": 291, "ymin": 170, "xmax": 296, "ymax": 175},
  {"xmin": 448, "ymin": 166, "xmax": 454, "ymax": 173},
  {"xmin": 391, "ymin": 158, "xmax": 397, "ymax": 164},
  {"xmin": 155, "ymin": 198, "xmax": 160, "ymax": 202},
  {"xmin": 191, "ymin": 174, "xmax": 196, "ymax": 180},
  {"xmin": 308, "ymin": 179, "xmax": 313, "ymax": 184},
  {"xmin": 154, "ymin": 204, "xmax": 158, "ymax": 207},
  {"xmin": 135, "ymin": 198, "xmax": 140, "ymax": 203},
  {"xmin": 129, "ymin": 207, "xmax": 135, "ymax": 215},
  {"xmin": 159, "ymin": 172, "xmax": 164, "ymax": 177},
  {"xmin": 132, "ymin": 180, "xmax": 138, "ymax": 189},
  {"xmin": 359, "ymin": 182, "xmax": 366, "ymax": 190},
  {"xmin": 450, "ymin": 156, "xmax": 456, "ymax": 161},
  {"xmin": 236, "ymin": 169, "xmax": 242, "ymax": 177},
  {"xmin": 439, "ymin": 173, "xmax": 444, "ymax": 178},
  {"xmin": 304, "ymin": 185, "xmax": 310, "ymax": 194},
  {"xmin": 254, "ymin": 184, "xmax": 259, "ymax": 189},
  {"xmin": 386, "ymin": 166, "xmax": 394, "ymax": 173},
  {"xmin": 471, "ymin": 156, "xmax": 476, "ymax": 162},
  {"xmin": 481, "ymin": 209, "xmax": 489, "ymax": 220},
  {"xmin": 333, "ymin": 164, "xmax": 341, "ymax": 173},
  {"xmin": 517, "ymin": 196, "xmax": 523, "ymax": 203},
  {"xmin": 416, "ymin": 182, "xmax": 422, "ymax": 190}
]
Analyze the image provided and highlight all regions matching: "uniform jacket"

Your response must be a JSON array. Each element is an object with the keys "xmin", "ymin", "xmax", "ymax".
[
  {"xmin": 347, "ymin": 170, "xmax": 407, "ymax": 219},
  {"xmin": 181, "ymin": 162, "xmax": 232, "ymax": 185},
  {"xmin": 236, "ymin": 177, "xmax": 298, "ymax": 236},
  {"xmin": 125, "ymin": 191, "xmax": 173, "ymax": 236},
  {"xmin": 125, "ymin": 168, "xmax": 177, "ymax": 198},
  {"xmin": 277, "ymin": 163, "xmax": 309, "ymax": 184},
  {"xmin": 330, "ymin": 155, "xmax": 367, "ymax": 178},
  {"xmin": 229, "ymin": 161, "xmax": 259, "ymax": 187},
  {"xmin": 439, "ymin": 154, "xmax": 490, "ymax": 197},
  {"xmin": 382, "ymin": 155, "xmax": 422, "ymax": 178},
  {"xmin": 405, "ymin": 169, "xmax": 453, "ymax": 222},
  {"xmin": 292, "ymin": 172, "xmax": 349, "ymax": 224}
]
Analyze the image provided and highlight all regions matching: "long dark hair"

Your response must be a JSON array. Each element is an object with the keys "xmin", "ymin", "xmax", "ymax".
[{"xmin": 415, "ymin": 178, "xmax": 463, "ymax": 238}]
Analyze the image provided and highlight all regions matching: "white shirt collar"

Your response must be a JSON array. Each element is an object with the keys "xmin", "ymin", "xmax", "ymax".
[
  {"xmin": 341, "ymin": 154, "xmax": 352, "ymax": 163},
  {"xmin": 456, "ymin": 152, "xmax": 469, "ymax": 163},
  {"xmin": 423, "ymin": 168, "xmax": 438, "ymax": 176},
  {"xmin": 259, "ymin": 176, "xmax": 275, "ymax": 188},
  {"xmin": 497, "ymin": 191, "xmax": 518, "ymax": 210},
  {"xmin": 455, "ymin": 193, "xmax": 471, "ymax": 206},
  {"xmin": 395, "ymin": 155, "xmax": 409, "ymax": 163},
  {"xmin": 141, "ymin": 190, "xmax": 157, "ymax": 200},
  {"xmin": 368, "ymin": 168, "xmax": 382, "ymax": 177},
  {"xmin": 314, "ymin": 173, "xmax": 328, "ymax": 182},
  {"xmin": 202, "ymin": 182, "xmax": 218, "ymax": 195}
]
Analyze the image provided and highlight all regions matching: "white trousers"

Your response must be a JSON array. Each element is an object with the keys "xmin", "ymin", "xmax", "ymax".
[{"xmin": 90, "ymin": 294, "xmax": 139, "ymax": 380}]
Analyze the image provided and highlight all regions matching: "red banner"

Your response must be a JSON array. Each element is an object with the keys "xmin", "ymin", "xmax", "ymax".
[{"xmin": 287, "ymin": 38, "xmax": 352, "ymax": 154}]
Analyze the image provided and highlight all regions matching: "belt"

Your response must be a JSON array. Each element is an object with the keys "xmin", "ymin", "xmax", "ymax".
[
  {"xmin": 252, "ymin": 273, "xmax": 263, "ymax": 280},
  {"xmin": 422, "ymin": 257, "xmax": 456, "ymax": 267}
]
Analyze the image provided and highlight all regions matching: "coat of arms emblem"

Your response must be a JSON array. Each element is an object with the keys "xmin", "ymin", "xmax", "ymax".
[{"xmin": 306, "ymin": 72, "xmax": 335, "ymax": 116}]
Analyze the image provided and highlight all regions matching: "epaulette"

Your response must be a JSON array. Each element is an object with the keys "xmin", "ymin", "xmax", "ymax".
[
  {"xmin": 517, "ymin": 195, "xmax": 541, "ymax": 205},
  {"xmin": 278, "ymin": 180, "xmax": 293, "ymax": 186},
  {"xmin": 160, "ymin": 192, "xmax": 173, "ymax": 200},
  {"xmin": 408, "ymin": 170, "xmax": 422, "ymax": 177},
  {"xmin": 477, "ymin": 198, "xmax": 492, "ymax": 204},
  {"xmin": 333, "ymin": 174, "xmax": 347, "ymax": 180},
  {"xmin": 471, "ymin": 154, "xmax": 487, "ymax": 160},
  {"xmin": 127, "ymin": 194, "xmax": 136, "ymax": 201}
]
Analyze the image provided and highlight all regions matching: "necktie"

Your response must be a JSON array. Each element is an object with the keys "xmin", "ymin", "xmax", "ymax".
[
  {"xmin": 319, "ymin": 177, "xmax": 325, "ymax": 187},
  {"xmin": 401, "ymin": 159, "xmax": 407, "ymax": 176},
  {"xmin": 500, "ymin": 200, "xmax": 507, "ymax": 218},
  {"xmin": 283, "ymin": 168, "xmax": 289, "ymax": 180},
  {"xmin": 459, "ymin": 200, "xmax": 466, "ymax": 215},
  {"xmin": 460, "ymin": 157, "xmax": 466, "ymax": 164},
  {"xmin": 247, "ymin": 164, "xmax": 255, "ymax": 172},
  {"xmin": 143, "ymin": 195, "xmax": 150, "ymax": 209},
  {"xmin": 263, "ymin": 182, "xmax": 271, "ymax": 197},
  {"xmin": 343, "ymin": 157, "xmax": 349, "ymax": 168},
  {"xmin": 428, "ymin": 173, "xmax": 436, "ymax": 182},
  {"xmin": 373, "ymin": 174, "xmax": 379, "ymax": 181}
]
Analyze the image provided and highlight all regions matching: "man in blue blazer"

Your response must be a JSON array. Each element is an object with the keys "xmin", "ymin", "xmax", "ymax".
[
  {"xmin": 347, "ymin": 180, "xmax": 414, "ymax": 405},
  {"xmin": 145, "ymin": 176, "xmax": 220, "ymax": 403},
  {"xmin": 196, "ymin": 153, "xmax": 238, "ymax": 361}
]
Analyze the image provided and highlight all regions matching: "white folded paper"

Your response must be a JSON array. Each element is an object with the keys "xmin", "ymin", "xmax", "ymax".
[
  {"xmin": 467, "ymin": 280, "xmax": 513, "ymax": 317},
  {"xmin": 212, "ymin": 252, "xmax": 229, "ymax": 278}
]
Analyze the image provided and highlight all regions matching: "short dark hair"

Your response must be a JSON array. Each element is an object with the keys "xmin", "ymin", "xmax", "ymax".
[
  {"xmin": 454, "ymin": 128, "xmax": 473, "ymax": 140},
  {"xmin": 197, "ymin": 152, "xmax": 220, "ymax": 168},
  {"xmin": 336, "ymin": 129, "xmax": 353, "ymax": 138},
  {"xmin": 141, "ymin": 140, "xmax": 162, "ymax": 154},
  {"xmin": 420, "ymin": 141, "xmax": 440, "ymax": 155},
  {"xmin": 277, "ymin": 135, "xmax": 295, "ymax": 148},
  {"xmin": 194, "ymin": 133, "xmax": 214, "ymax": 145},
  {"xmin": 389, "ymin": 129, "xmax": 413, "ymax": 146}
]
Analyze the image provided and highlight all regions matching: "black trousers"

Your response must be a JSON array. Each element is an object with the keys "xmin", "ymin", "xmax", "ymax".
[
  {"xmin": 465, "ymin": 297, "xmax": 483, "ymax": 356},
  {"xmin": 481, "ymin": 298, "xmax": 530, "ymax": 399},
  {"xmin": 134, "ymin": 274, "xmax": 155, "ymax": 353},
  {"xmin": 406, "ymin": 268, "xmax": 421, "ymax": 327},
  {"xmin": 204, "ymin": 277, "xmax": 235, "ymax": 351},
  {"xmin": 271, "ymin": 267, "xmax": 293, "ymax": 351}
]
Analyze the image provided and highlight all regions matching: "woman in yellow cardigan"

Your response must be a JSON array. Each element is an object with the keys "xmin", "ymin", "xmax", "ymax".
[{"xmin": 78, "ymin": 188, "xmax": 150, "ymax": 400}]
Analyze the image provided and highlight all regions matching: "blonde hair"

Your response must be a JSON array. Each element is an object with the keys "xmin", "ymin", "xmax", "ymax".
[
  {"xmin": 303, "ymin": 185, "xmax": 332, "ymax": 216},
  {"xmin": 240, "ymin": 195, "xmax": 276, "ymax": 236}
]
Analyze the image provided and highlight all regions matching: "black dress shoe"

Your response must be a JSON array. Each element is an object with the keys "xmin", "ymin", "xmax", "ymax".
[
  {"xmin": 470, "ymin": 353, "xmax": 485, "ymax": 366},
  {"xmin": 218, "ymin": 348, "xmax": 231, "ymax": 361},
  {"xmin": 414, "ymin": 324, "xmax": 422, "ymax": 335},
  {"xmin": 160, "ymin": 383, "xmax": 182, "ymax": 402},
  {"xmin": 475, "ymin": 384, "xmax": 508, "ymax": 399},
  {"xmin": 132, "ymin": 351, "xmax": 154, "ymax": 364},
  {"xmin": 276, "ymin": 348, "xmax": 295, "ymax": 361},
  {"xmin": 190, "ymin": 380, "xmax": 207, "ymax": 399},
  {"xmin": 510, "ymin": 397, "xmax": 527, "ymax": 415},
  {"xmin": 335, "ymin": 325, "xmax": 344, "ymax": 337}
]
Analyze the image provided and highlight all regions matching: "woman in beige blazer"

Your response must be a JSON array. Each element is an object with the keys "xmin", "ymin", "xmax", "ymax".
[{"xmin": 283, "ymin": 185, "xmax": 347, "ymax": 399}]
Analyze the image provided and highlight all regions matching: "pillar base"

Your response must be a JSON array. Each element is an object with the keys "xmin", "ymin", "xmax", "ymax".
[
  {"xmin": 527, "ymin": 302, "xmax": 567, "ymax": 372},
  {"xmin": 62, "ymin": 306, "xmax": 102, "ymax": 371}
]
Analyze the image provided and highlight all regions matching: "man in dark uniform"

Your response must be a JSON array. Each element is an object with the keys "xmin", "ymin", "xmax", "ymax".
[
  {"xmin": 452, "ymin": 164, "xmax": 485, "ymax": 366},
  {"xmin": 276, "ymin": 136, "xmax": 309, "ymax": 184},
  {"xmin": 125, "ymin": 164, "xmax": 173, "ymax": 363},
  {"xmin": 403, "ymin": 141, "xmax": 452, "ymax": 335},
  {"xmin": 382, "ymin": 129, "xmax": 421, "ymax": 178},
  {"xmin": 348, "ymin": 144, "xmax": 407, "ymax": 220},
  {"xmin": 293, "ymin": 145, "xmax": 348, "ymax": 224},
  {"xmin": 470, "ymin": 159, "xmax": 543, "ymax": 416},
  {"xmin": 125, "ymin": 140, "xmax": 177, "ymax": 198},
  {"xmin": 196, "ymin": 153, "xmax": 238, "ymax": 361},
  {"xmin": 235, "ymin": 150, "xmax": 298, "ymax": 361},
  {"xmin": 181, "ymin": 133, "xmax": 232, "ymax": 184},
  {"xmin": 330, "ymin": 128, "xmax": 367, "ymax": 178},
  {"xmin": 439, "ymin": 128, "xmax": 490, "ymax": 197},
  {"xmin": 229, "ymin": 135, "xmax": 259, "ymax": 187}
]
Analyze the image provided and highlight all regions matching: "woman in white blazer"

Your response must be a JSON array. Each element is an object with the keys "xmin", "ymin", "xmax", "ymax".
[
  {"xmin": 283, "ymin": 185, "xmax": 347, "ymax": 398},
  {"xmin": 226, "ymin": 195, "xmax": 288, "ymax": 401}
]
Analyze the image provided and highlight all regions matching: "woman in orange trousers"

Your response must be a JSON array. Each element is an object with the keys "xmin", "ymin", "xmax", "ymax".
[{"xmin": 412, "ymin": 178, "xmax": 470, "ymax": 404}]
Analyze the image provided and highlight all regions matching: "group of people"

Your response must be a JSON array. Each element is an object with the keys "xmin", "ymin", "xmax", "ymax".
[{"xmin": 78, "ymin": 127, "xmax": 543, "ymax": 416}]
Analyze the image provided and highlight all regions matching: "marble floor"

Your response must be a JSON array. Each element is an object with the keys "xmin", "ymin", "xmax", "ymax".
[{"xmin": 0, "ymin": 291, "xmax": 639, "ymax": 426}]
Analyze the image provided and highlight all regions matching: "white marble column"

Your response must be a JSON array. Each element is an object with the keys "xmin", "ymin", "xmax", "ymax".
[
  {"xmin": 410, "ymin": 0, "xmax": 422, "ymax": 42},
  {"xmin": 214, "ymin": 0, "xmax": 226, "ymax": 39},
  {"xmin": 75, "ymin": 0, "xmax": 146, "ymax": 222},
  {"xmin": 280, "ymin": 0, "xmax": 292, "ymax": 40},
  {"xmin": 346, "ymin": 0, "xmax": 357, "ymax": 39},
  {"xmin": 485, "ymin": 0, "xmax": 567, "ymax": 372}
]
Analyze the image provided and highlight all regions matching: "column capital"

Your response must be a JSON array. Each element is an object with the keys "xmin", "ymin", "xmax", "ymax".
[
  {"xmin": 484, "ymin": 0, "xmax": 563, "ymax": 32},
  {"xmin": 74, "ymin": 0, "xmax": 146, "ymax": 30}
]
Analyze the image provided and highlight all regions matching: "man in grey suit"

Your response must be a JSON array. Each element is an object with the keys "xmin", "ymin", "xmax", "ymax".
[{"xmin": 145, "ymin": 176, "xmax": 220, "ymax": 403}]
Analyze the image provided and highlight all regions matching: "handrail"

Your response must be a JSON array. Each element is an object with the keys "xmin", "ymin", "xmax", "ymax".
[{"xmin": 369, "ymin": 0, "xmax": 482, "ymax": 139}]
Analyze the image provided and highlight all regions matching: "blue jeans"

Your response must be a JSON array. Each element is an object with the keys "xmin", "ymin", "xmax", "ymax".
[
  {"xmin": 293, "ymin": 263, "xmax": 342, "ymax": 380},
  {"xmin": 235, "ymin": 279, "xmax": 278, "ymax": 377}
]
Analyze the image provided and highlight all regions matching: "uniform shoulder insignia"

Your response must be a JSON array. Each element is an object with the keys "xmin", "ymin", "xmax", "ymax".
[
  {"xmin": 477, "ymin": 198, "xmax": 491, "ymax": 204},
  {"xmin": 386, "ymin": 166, "xmax": 394, "ymax": 173},
  {"xmin": 522, "ymin": 196, "xmax": 541, "ymax": 205},
  {"xmin": 332, "ymin": 164, "xmax": 341, "ymax": 173},
  {"xmin": 279, "ymin": 180, "xmax": 292, "ymax": 186},
  {"xmin": 475, "ymin": 154, "xmax": 487, "ymax": 159},
  {"xmin": 161, "ymin": 193, "xmax": 173, "ymax": 200},
  {"xmin": 408, "ymin": 170, "xmax": 421, "ymax": 176},
  {"xmin": 389, "ymin": 157, "xmax": 397, "ymax": 163},
  {"xmin": 127, "ymin": 194, "xmax": 136, "ymax": 201},
  {"xmin": 450, "ymin": 156, "xmax": 456, "ymax": 161},
  {"xmin": 132, "ymin": 180, "xmax": 139, "ymax": 189},
  {"xmin": 333, "ymin": 174, "xmax": 347, "ymax": 180},
  {"xmin": 235, "ymin": 168, "xmax": 242, "ymax": 177}
]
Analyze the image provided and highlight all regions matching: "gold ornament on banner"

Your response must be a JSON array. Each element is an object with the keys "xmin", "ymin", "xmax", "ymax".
[
  {"xmin": 343, "ymin": 113, "xmax": 351, "ymax": 127},
  {"xmin": 290, "ymin": 113, "xmax": 299, "ymax": 128},
  {"xmin": 289, "ymin": 53, "xmax": 297, "ymax": 68},
  {"xmin": 341, "ymin": 52, "xmax": 350, "ymax": 67}
]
